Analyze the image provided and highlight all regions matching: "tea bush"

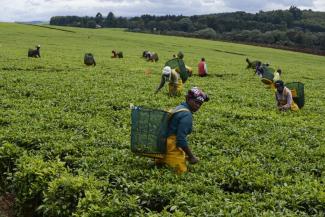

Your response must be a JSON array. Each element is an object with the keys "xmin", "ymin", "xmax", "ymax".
[{"xmin": 0, "ymin": 22, "xmax": 324, "ymax": 216}]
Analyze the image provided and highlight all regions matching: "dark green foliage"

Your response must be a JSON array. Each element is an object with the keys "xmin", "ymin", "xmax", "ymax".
[
  {"xmin": 50, "ymin": 8, "xmax": 325, "ymax": 53},
  {"xmin": 40, "ymin": 175, "xmax": 100, "ymax": 217},
  {"xmin": 194, "ymin": 28, "xmax": 217, "ymax": 39},
  {"xmin": 0, "ymin": 143, "xmax": 23, "ymax": 193},
  {"xmin": 11, "ymin": 155, "xmax": 67, "ymax": 216}
]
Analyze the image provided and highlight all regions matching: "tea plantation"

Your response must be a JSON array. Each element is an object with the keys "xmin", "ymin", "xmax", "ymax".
[{"xmin": 0, "ymin": 22, "xmax": 325, "ymax": 216}]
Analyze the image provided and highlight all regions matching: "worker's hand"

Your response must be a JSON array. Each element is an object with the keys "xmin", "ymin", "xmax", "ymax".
[{"xmin": 188, "ymin": 156, "xmax": 199, "ymax": 164}]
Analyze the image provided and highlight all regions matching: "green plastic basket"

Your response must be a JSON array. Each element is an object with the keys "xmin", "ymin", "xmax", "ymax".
[
  {"xmin": 165, "ymin": 58, "xmax": 188, "ymax": 83},
  {"xmin": 285, "ymin": 82, "xmax": 305, "ymax": 108},
  {"xmin": 131, "ymin": 106, "xmax": 168, "ymax": 155},
  {"xmin": 261, "ymin": 66, "xmax": 274, "ymax": 84}
]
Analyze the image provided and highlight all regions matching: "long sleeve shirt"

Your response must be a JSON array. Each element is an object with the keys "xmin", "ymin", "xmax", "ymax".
[
  {"xmin": 167, "ymin": 102, "xmax": 193, "ymax": 148},
  {"xmin": 275, "ymin": 87, "xmax": 293, "ymax": 109},
  {"xmin": 156, "ymin": 69, "xmax": 179, "ymax": 92}
]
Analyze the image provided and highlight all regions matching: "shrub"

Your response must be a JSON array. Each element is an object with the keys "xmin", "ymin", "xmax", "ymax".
[
  {"xmin": 41, "ymin": 174, "xmax": 101, "ymax": 217},
  {"xmin": 0, "ymin": 142, "xmax": 24, "ymax": 193},
  {"xmin": 195, "ymin": 28, "xmax": 217, "ymax": 39},
  {"xmin": 11, "ymin": 155, "xmax": 66, "ymax": 216}
]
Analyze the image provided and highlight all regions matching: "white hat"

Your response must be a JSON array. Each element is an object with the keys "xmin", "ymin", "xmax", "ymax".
[{"xmin": 162, "ymin": 66, "xmax": 171, "ymax": 76}]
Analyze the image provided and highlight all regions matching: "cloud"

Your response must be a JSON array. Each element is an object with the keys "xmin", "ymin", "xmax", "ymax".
[
  {"xmin": 223, "ymin": 0, "xmax": 314, "ymax": 12},
  {"xmin": 0, "ymin": 0, "xmax": 324, "ymax": 22}
]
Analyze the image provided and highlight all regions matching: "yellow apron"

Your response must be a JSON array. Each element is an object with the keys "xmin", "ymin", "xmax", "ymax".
[
  {"xmin": 279, "ymin": 99, "xmax": 299, "ymax": 111},
  {"xmin": 168, "ymin": 78, "xmax": 183, "ymax": 96},
  {"xmin": 278, "ymin": 89, "xmax": 299, "ymax": 111},
  {"xmin": 155, "ymin": 135, "xmax": 187, "ymax": 174}
]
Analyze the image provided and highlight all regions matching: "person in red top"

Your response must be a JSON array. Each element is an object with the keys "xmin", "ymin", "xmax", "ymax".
[{"xmin": 198, "ymin": 58, "xmax": 208, "ymax": 77}]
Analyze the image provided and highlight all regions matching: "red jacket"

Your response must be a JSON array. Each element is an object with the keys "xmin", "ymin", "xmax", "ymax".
[{"xmin": 198, "ymin": 61, "xmax": 207, "ymax": 76}]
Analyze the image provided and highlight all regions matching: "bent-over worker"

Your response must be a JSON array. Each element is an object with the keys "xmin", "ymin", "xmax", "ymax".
[
  {"xmin": 155, "ymin": 66, "xmax": 183, "ymax": 96},
  {"xmin": 156, "ymin": 87, "xmax": 209, "ymax": 173},
  {"xmin": 275, "ymin": 80, "xmax": 299, "ymax": 111}
]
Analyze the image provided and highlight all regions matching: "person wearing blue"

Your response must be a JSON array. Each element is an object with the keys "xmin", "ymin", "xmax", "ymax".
[{"xmin": 156, "ymin": 87, "xmax": 209, "ymax": 173}]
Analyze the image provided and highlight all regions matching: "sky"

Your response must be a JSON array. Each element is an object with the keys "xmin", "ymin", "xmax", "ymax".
[{"xmin": 1, "ymin": 0, "xmax": 325, "ymax": 22}]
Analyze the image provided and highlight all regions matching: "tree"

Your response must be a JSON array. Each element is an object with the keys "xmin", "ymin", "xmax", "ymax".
[
  {"xmin": 95, "ymin": 12, "xmax": 103, "ymax": 25},
  {"xmin": 87, "ymin": 20, "xmax": 96, "ymax": 28},
  {"xmin": 289, "ymin": 6, "xmax": 302, "ymax": 20},
  {"xmin": 177, "ymin": 18, "xmax": 194, "ymax": 32},
  {"xmin": 195, "ymin": 28, "xmax": 217, "ymax": 39},
  {"xmin": 105, "ymin": 12, "xmax": 116, "ymax": 27}
]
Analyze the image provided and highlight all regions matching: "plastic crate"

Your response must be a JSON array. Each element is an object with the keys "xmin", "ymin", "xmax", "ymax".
[
  {"xmin": 285, "ymin": 82, "xmax": 305, "ymax": 108},
  {"xmin": 131, "ymin": 106, "xmax": 169, "ymax": 156}
]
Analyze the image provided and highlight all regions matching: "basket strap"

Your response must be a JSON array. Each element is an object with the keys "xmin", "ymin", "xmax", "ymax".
[{"xmin": 168, "ymin": 107, "xmax": 190, "ymax": 115}]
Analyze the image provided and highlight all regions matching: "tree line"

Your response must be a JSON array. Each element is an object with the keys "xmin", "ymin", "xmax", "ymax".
[{"xmin": 50, "ymin": 7, "xmax": 325, "ymax": 54}]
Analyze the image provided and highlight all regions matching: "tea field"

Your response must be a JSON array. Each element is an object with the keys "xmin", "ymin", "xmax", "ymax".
[{"xmin": 0, "ymin": 22, "xmax": 325, "ymax": 216}]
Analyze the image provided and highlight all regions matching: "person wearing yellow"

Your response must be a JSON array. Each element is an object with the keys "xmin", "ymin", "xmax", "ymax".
[
  {"xmin": 156, "ymin": 87, "xmax": 209, "ymax": 173},
  {"xmin": 155, "ymin": 66, "xmax": 183, "ymax": 96},
  {"xmin": 275, "ymin": 80, "xmax": 299, "ymax": 111},
  {"xmin": 273, "ymin": 69, "xmax": 282, "ymax": 82}
]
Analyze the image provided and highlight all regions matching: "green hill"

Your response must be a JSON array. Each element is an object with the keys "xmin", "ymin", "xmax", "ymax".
[{"xmin": 0, "ymin": 22, "xmax": 324, "ymax": 216}]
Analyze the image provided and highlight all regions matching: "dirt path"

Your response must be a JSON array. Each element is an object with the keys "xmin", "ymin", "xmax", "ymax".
[{"xmin": 0, "ymin": 193, "xmax": 15, "ymax": 217}]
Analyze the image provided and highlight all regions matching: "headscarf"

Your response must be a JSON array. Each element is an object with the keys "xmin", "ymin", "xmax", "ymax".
[
  {"xmin": 274, "ymin": 80, "xmax": 284, "ymax": 88},
  {"xmin": 162, "ymin": 66, "xmax": 171, "ymax": 76},
  {"xmin": 177, "ymin": 51, "xmax": 184, "ymax": 59},
  {"xmin": 187, "ymin": 87, "xmax": 209, "ymax": 103}
]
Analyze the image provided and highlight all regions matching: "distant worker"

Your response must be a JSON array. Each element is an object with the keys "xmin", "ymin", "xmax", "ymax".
[
  {"xmin": 147, "ymin": 52, "xmax": 159, "ymax": 62},
  {"xmin": 111, "ymin": 50, "xmax": 123, "ymax": 58},
  {"xmin": 155, "ymin": 66, "xmax": 182, "ymax": 96},
  {"xmin": 84, "ymin": 53, "xmax": 96, "ymax": 66},
  {"xmin": 198, "ymin": 57, "xmax": 208, "ymax": 77},
  {"xmin": 156, "ymin": 87, "xmax": 209, "ymax": 173},
  {"xmin": 255, "ymin": 61, "xmax": 270, "ymax": 78},
  {"xmin": 275, "ymin": 80, "xmax": 299, "ymax": 111},
  {"xmin": 28, "ymin": 45, "xmax": 41, "ymax": 58},
  {"xmin": 177, "ymin": 51, "xmax": 184, "ymax": 59},
  {"xmin": 246, "ymin": 58, "xmax": 261, "ymax": 69},
  {"xmin": 142, "ymin": 50, "xmax": 149, "ymax": 58}
]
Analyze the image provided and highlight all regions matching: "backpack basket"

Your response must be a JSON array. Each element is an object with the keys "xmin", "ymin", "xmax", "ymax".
[
  {"xmin": 261, "ymin": 66, "xmax": 274, "ymax": 85},
  {"xmin": 285, "ymin": 82, "xmax": 305, "ymax": 108},
  {"xmin": 165, "ymin": 58, "xmax": 188, "ymax": 83},
  {"xmin": 84, "ymin": 53, "xmax": 95, "ymax": 65},
  {"xmin": 131, "ymin": 107, "xmax": 169, "ymax": 157}
]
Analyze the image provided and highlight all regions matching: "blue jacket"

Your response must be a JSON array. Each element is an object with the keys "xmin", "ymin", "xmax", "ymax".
[{"xmin": 167, "ymin": 102, "xmax": 193, "ymax": 148}]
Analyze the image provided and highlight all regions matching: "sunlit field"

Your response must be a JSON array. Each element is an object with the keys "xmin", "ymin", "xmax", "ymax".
[{"xmin": 0, "ymin": 22, "xmax": 324, "ymax": 216}]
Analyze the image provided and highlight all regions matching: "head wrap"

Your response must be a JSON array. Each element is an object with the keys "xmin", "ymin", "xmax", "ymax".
[
  {"xmin": 177, "ymin": 51, "xmax": 184, "ymax": 59},
  {"xmin": 162, "ymin": 66, "xmax": 171, "ymax": 76},
  {"xmin": 275, "ymin": 80, "xmax": 284, "ymax": 87},
  {"xmin": 187, "ymin": 87, "xmax": 209, "ymax": 103}
]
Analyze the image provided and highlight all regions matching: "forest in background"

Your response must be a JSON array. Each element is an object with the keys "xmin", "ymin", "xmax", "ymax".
[{"xmin": 50, "ymin": 6, "xmax": 325, "ymax": 54}]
